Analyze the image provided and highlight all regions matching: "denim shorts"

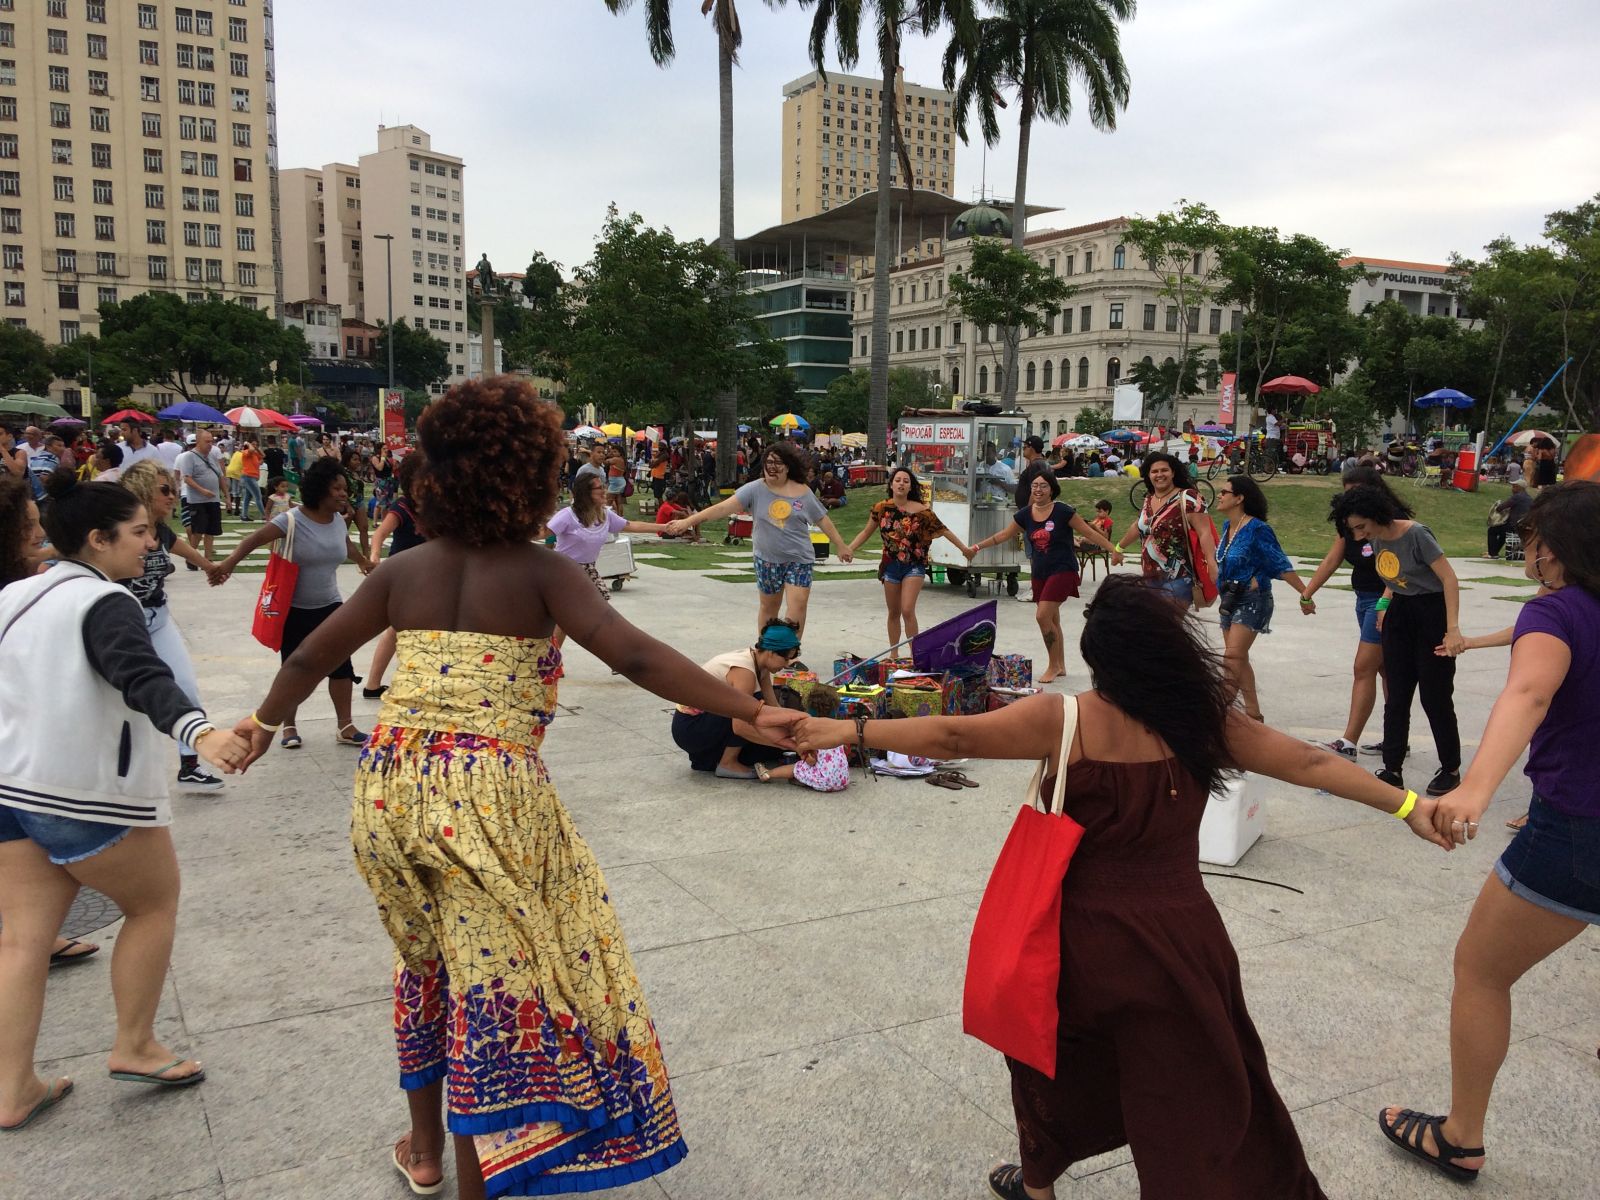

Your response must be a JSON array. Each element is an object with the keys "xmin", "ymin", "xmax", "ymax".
[
  {"xmin": 1354, "ymin": 589, "xmax": 1384, "ymax": 645},
  {"xmin": 880, "ymin": 558, "xmax": 926, "ymax": 585},
  {"xmin": 1148, "ymin": 576, "xmax": 1194, "ymax": 606},
  {"xmin": 1218, "ymin": 585, "xmax": 1274, "ymax": 634},
  {"xmin": 753, "ymin": 556, "xmax": 814, "ymax": 595},
  {"xmin": 606, "ymin": 476, "xmax": 627, "ymax": 494},
  {"xmin": 0, "ymin": 804, "xmax": 131, "ymax": 866},
  {"xmin": 1495, "ymin": 795, "xmax": 1600, "ymax": 924}
]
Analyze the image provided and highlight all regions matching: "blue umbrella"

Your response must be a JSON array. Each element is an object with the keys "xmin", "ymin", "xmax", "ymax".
[
  {"xmin": 157, "ymin": 400, "xmax": 232, "ymax": 423},
  {"xmin": 1413, "ymin": 388, "xmax": 1475, "ymax": 410},
  {"xmin": 1100, "ymin": 428, "xmax": 1143, "ymax": 442},
  {"xmin": 1193, "ymin": 423, "xmax": 1233, "ymax": 436}
]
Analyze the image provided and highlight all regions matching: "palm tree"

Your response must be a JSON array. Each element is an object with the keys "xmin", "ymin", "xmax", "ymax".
[
  {"xmin": 804, "ymin": 0, "xmax": 978, "ymax": 463},
  {"xmin": 605, "ymin": 1, "xmax": 780, "ymax": 486},
  {"xmin": 942, "ymin": 0, "xmax": 1134, "ymax": 411}
]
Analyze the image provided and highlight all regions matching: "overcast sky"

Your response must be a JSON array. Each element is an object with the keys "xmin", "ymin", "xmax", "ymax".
[{"xmin": 275, "ymin": 1, "xmax": 1600, "ymax": 274}]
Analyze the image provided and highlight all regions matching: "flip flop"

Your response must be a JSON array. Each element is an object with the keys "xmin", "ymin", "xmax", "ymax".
[
  {"xmin": 938, "ymin": 770, "xmax": 980, "ymax": 788},
  {"xmin": 109, "ymin": 1058, "xmax": 205, "ymax": 1088},
  {"xmin": 0, "ymin": 1078, "xmax": 72, "ymax": 1132},
  {"xmin": 49, "ymin": 939, "xmax": 99, "ymax": 967},
  {"xmin": 926, "ymin": 773, "xmax": 963, "ymax": 790}
]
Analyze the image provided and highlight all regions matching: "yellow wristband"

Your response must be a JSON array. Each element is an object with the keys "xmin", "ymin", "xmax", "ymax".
[
  {"xmin": 1393, "ymin": 790, "xmax": 1418, "ymax": 820},
  {"xmin": 251, "ymin": 711, "xmax": 283, "ymax": 732}
]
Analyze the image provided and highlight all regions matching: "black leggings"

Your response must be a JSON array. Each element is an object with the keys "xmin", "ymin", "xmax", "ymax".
[{"xmin": 1380, "ymin": 592, "xmax": 1459, "ymax": 774}]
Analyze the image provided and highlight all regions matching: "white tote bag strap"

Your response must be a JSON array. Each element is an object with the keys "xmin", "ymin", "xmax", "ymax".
[
  {"xmin": 278, "ymin": 509, "xmax": 296, "ymax": 563},
  {"xmin": 1025, "ymin": 693, "xmax": 1080, "ymax": 816}
]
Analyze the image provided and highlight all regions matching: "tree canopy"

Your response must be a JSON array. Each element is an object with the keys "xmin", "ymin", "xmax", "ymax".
[
  {"xmin": 373, "ymin": 320, "xmax": 452, "ymax": 392},
  {"xmin": 0, "ymin": 324, "xmax": 57, "ymax": 397},
  {"xmin": 1126, "ymin": 200, "xmax": 1225, "ymax": 370},
  {"xmin": 810, "ymin": 367, "xmax": 941, "ymax": 434},
  {"xmin": 946, "ymin": 238, "xmax": 1076, "ymax": 393}
]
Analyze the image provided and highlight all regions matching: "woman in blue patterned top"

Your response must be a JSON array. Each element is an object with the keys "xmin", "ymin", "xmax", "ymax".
[{"xmin": 1213, "ymin": 475, "xmax": 1315, "ymax": 720}]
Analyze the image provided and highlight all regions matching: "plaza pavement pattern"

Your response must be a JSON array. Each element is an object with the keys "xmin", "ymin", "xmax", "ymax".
[{"xmin": 6, "ymin": 551, "xmax": 1597, "ymax": 1200}]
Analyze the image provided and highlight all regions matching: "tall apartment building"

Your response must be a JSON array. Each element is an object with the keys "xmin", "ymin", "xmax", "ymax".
[
  {"xmin": 0, "ymin": 0, "xmax": 280, "ymax": 412},
  {"xmin": 780, "ymin": 67, "xmax": 956, "ymax": 221},
  {"xmin": 279, "ymin": 124, "xmax": 467, "ymax": 392}
]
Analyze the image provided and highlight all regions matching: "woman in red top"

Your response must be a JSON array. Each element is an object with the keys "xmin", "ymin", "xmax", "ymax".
[{"xmin": 848, "ymin": 467, "xmax": 974, "ymax": 646}]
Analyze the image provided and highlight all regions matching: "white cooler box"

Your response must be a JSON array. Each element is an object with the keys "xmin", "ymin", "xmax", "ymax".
[{"xmin": 1199, "ymin": 772, "xmax": 1265, "ymax": 866}]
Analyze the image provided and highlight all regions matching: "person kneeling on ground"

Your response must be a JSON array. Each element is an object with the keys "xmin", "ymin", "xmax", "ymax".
[
  {"xmin": 817, "ymin": 472, "xmax": 846, "ymax": 510},
  {"xmin": 655, "ymin": 490, "xmax": 702, "ymax": 542},
  {"xmin": 672, "ymin": 620, "xmax": 802, "ymax": 779}
]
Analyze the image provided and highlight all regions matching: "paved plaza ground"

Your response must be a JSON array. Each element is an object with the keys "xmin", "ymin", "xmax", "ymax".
[{"xmin": 6, "ymin": 543, "xmax": 1598, "ymax": 1200}]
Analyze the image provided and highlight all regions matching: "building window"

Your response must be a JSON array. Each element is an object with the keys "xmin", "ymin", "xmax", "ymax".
[
  {"xmin": 2, "ymin": 280, "xmax": 20, "ymax": 306},
  {"xmin": 977, "ymin": 364, "xmax": 988, "ymax": 393},
  {"xmin": 86, "ymin": 1, "xmax": 106, "ymax": 22},
  {"xmin": 140, "ymin": 39, "xmax": 159, "ymax": 65},
  {"xmin": 0, "ymin": 171, "xmax": 16, "ymax": 197},
  {"xmin": 933, "ymin": 325, "xmax": 941, "ymax": 349},
  {"xmin": 184, "ymin": 256, "xmax": 201, "ymax": 281},
  {"xmin": 60, "ymin": 320, "xmax": 80, "ymax": 343},
  {"xmin": 195, "ymin": 10, "xmax": 212, "ymax": 35},
  {"xmin": 1109, "ymin": 302, "xmax": 1124, "ymax": 330},
  {"xmin": 231, "ymin": 123, "xmax": 250, "ymax": 148},
  {"xmin": 54, "ymin": 212, "xmax": 75, "ymax": 237},
  {"xmin": 1231, "ymin": 310, "xmax": 1243, "ymax": 333},
  {"xmin": 85, "ymin": 32, "xmax": 107, "ymax": 57},
  {"xmin": 235, "ymin": 193, "xmax": 253, "ymax": 217},
  {"xmin": 0, "ymin": 244, "xmax": 17, "ymax": 268},
  {"xmin": 146, "ymin": 218, "xmax": 165, "ymax": 243},
  {"xmin": 0, "ymin": 98, "xmax": 13, "ymax": 121},
  {"xmin": 203, "ymin": 223, "xmax": 220, "ymax": 247},
  {"xmin": 228, "ymin": 16, "xmax": 247, "ymax": 40},
  {"xmin": 1165, "ymin": 305, "xmax": 1177, "ymax": 332},
  {"xmin": 53, "ymin": 176, "xmax": 74, "ymax": 202},
  {"xmin": 141, "ymin": 111, "xmax": 162, "ymax": 138},
  {"xmin": 1208, "ymin": 308, "xmax": 1222, "ymax": 335},
  {"xmin": 895, "ymin": 330, "xmax": 903, "ymax": 353},
  {"xmin": 205, "ymin": 259, "xmax": 222, "ymax": 282},
  {"xmin": 197, "ymin": 82, "xmax": 214, "ymax": 106},
  {"xmin": 229, "ymin": 52, "xmax": 249, "ymax": 77},
  {"xmin": 0, "ymin": 208, "xmax": 18, "ymax": 232},
  {"xmin": 231, "ymin": 87, "xmax": 249, "ymax": 112},
  {"xmin": 237, "ymin": 228, "xmax": 254, "ymax": 251},
  {"xmin": 1142, "ymin": 303, "xmax": 1156, "ymax": 331},
  {"xmin": 1192, "ymin": 252, "xmax": 1203, "ymax": 274},
  {"xmin": 182, "ymin": 221, "xmax": 200, "ymax": 246},
  {"xmin": 147, "ymin": 254, "xmax": 166, "ymax": 279},
  {"xmin": 58, "ymin": 283, "xmax": 79, "ymax": 310},
  {"xmin": 49, "ymin": 103, "xmax": 70, "ymax": 129},
  {"xmin": 138, "ymin": 4, "xmax": 157, "ymax": 29},
  {"xmin": 88, "ymin": 70, "xmax": 108, "ymax": 95},
  {"xmin": 93, "ymin": 179, "xmax": 112, "ymax": 205},
  {"xmin": 1106, "ymin": 357, "xmax": 1121, "ymax": 387},
  {"xmin": 140, "ymin": 77, "xmax": 160, "ymax": 101},
  {"xmin": 199, "ymin": 117, "xmax": 216, "ymax": 142},
  {"xmin": 97, "ymin": 285, "xmax": 116, "ymax": 306},
  {"xmin": 1077, "ymin": 357, "xmax": 1089, "ymax": 388},
  {"xmin": 180, "ymin": 151, "xmax": 198, "ymax": 175},
  {"xmin": 201, "ymin": 188, "xmax": 218, "ymax": 212},
  {"xmin": 233, "ymin": 157, "xmax": 251, "ymax": 181},
  {"xmin": 1079, "ymin": 305, "xmax": 1091, "ymax": 332},
  {"xmin": 57, "ymin": 249, "xmax": 77, "ymax": 273},
  {"xmin": 1186, "ymin": 307, "xmax": 1199, "ymax": 334},
  {"xmin": 0, "ymin": 133, "xmax": 13, "ymax": 158},
  {"xmin": 48, "ymin": 28, "xmax": 69, "ymax": 54},
  {"xmin": 1113, "ymin": 244, "xmax": 1126, "ymax": 270},
  {"xmin": 94, "ymin": 250, "xmax": 115, "ymax": 274},
  {"xmin": 200, "ymin": 153, "xmax": 217, "ymax": 177},
  {"xmin": 181, "ymin": 186, "xmax": 198, "ymax": 210},
  {"xmin": 1025, "ymin": 361, "xmax": 1036, "ymax": 391},
  {"xmin": 1083, "ymin": 250, "xmax": 1094, "ymax": 273},
  {"xmin": 178, "ymin": 79, "xmax": 196, "ymax": 105}
]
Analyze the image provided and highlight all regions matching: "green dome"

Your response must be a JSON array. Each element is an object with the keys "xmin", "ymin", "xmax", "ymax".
[{"xmin": 950, "ymin": 202, "xmax": 1012, "ymax": 240}]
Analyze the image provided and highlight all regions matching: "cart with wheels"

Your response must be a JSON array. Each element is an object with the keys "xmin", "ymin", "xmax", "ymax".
[
  {"xmin": 594, "ymin": 534, "xmax": 637, "ymax": 592},
  {"xmin": 896, "ymin": 410, "xmax": 1028, "ymax": 599}
]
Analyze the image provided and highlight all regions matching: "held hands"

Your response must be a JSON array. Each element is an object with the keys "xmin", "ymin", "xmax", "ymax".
[
  {"xmin": 962, "ymin": 544, "xmax": 979, "ymax": 560},
  {"xmin": 838, "ymin": 546, "xmax": 854, "ymax": 564},
  {"xmin": 229, "ymin": 714, "xmax": 275, "ymax": 771},
  {"xmin": 1109, "ymin": 550, "xmax": 1125, "ymax": 568},
  {"xmin": 752, "ymin": 704, "xmax": 805, "ymax": 751},
  {"xmin": 794, "ymin": 716, "xmax": 854, "ymax": 758},
  {"xmin": 1440, "ymin": 628, "xmax": 1467, "ymax": 657},
  {"xmin": 1431, "ymin": 785, "xmax": 1491, "ymax": 846},
  {"xmin": 1299, "ymin": 596, "xmax": 1317, "ymax": 616},
  {"xmin": 193, "ymin": 728, "xmax": 254, "ymax": 775},
  {"xmin": 204, "ymin": 563, "xmax": 230, "ymax": 587},
  {"xmin": 1401, "ymin": 793, "xmax": 1456, "ymax": 851},
  {"xmin": 665, "ymin": 519, "xmax": 691, "ymax": 537}
]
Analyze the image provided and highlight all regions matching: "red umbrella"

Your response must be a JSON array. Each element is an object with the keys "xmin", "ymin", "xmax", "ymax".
[
  {"xmin": 1259, "ymin": 375, "xmax": 1321, "ymax": 396},
  {"xmin": 103, "ymin": 409, "xmax": 157, "ymax": 423}
]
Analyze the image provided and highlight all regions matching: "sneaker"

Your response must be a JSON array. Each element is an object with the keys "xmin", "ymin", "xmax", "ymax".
[
  {"xmin": 176, "ymin": 766, "xmax": 223, "ymax": 791},
  {"xmin": 1375, "ymin": 768, "xmax": 1405, "ymax": 789},
  {"xmin": 1322, "ymin": 738, "xmax": 1358, "ymax": 760},
  {"xmin": 1426, "ymin": 769, "xmax": 1461, "ymax": 797}
]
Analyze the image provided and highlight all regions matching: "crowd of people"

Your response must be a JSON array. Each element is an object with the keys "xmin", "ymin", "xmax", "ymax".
[{"xmin": 0, "ymin": 388, "xmax": 1593, "ymax": 1200}]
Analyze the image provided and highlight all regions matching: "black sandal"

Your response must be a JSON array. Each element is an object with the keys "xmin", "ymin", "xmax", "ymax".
[
  {"xmin": 1378, "ymin": 1108, "xmax": 1484, "ymax": 1182},
  {"xmin": 987, "ymin": 1164, "xmax": 1031, "ymax": 1200}
]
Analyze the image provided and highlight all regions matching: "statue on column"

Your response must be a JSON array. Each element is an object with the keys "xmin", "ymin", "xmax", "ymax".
[{"xmin": 473, "ymin": 252, "xmax": 497, "ymax": 297}]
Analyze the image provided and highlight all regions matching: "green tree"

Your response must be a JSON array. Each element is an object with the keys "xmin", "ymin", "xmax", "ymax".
[
  {"xmin": 501, "ymin": 250, "xmax": 573, "ymax": 382},
  {"xmin": 942, "ymin": 0, "xmax": 1133, "ymax": 408},
  {"xmin": 49, "ymin": 333, "xmax": 142, "ymax": 403},
  {"xmin": 1073, "ymin": 403, "xmax": 1111, "ymax": 434},
  {"xmin": 257, "ymin": 379, "xmax": 318, "ymax": 414},
  {"xmin": 564, "ymin": 206, "xmax": 772, "ymax": 441},
  {"xmin": 946, "ymin": 238, "xmax": 1075, "ymax": 395},
  {"xmin": 1126, "ymin": 200, "xmax": 1226, "ymax": 371},
  {"xmin": 372, "ymin": 320, "xmax": 451, "ymax": 392},
  {"xmin": 1126, "ymin": 347, "xmax": 1218, "ymax": 426},
  {"xmin": 402, "ymin": 388, "xmax": 434, "ymax": 426},
  {"xmin": 809, "ymin": 366, "xmax": 939, "ymax": 432},
  {"xmin": 0, "ymin": 324, "xmax": 55, "ymax": 396},
  {"xmin": 1318, "ymin": 376, "xmax": 1385, "ymax": 452},
  {"xmin": 94, "ymin": 291, "xmax": 306, "ymax": 405},
  {"xmin": 805, "ymin": 0, "xmax": 979, "ymax": 462},
  {"xmin": 1532, "ymin": 196, "xmax": 1600, "ymax": 430}
]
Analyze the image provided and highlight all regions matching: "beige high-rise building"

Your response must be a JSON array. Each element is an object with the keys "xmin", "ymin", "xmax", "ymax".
[
  {"xmin": 780, "ymin": 68, "xmax": 956, "ymax": 221},
  {"xmin": 0, "ymin": 0, "xmax": 280, "ymax": 412},
  {"xmin": 279, "ymin": 124, "xmax": 467, "ymax": 392}
]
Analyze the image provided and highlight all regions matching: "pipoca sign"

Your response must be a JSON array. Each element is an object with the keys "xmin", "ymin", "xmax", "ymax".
[{"xmin": 900, "ymin": 422, "xmax": 971, "ymax": 445}]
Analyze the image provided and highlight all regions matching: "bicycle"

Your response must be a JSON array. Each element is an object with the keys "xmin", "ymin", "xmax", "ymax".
[{"xmin": 1129, "ymin": 476, "xmax": 1215, "ymax": 514}]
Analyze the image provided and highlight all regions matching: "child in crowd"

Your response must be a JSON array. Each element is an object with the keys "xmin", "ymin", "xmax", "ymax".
[
  {"xmin": 655, "ymin": 490, "xmax": 702, "ymax": 542},
  {"xmin": 264, "ymin": 477, "xmax": 295, "ymax": 520}
]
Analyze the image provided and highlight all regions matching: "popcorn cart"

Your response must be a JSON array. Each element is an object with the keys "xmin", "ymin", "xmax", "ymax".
[{"xmin": 895, "ymin": 410, "xmax": 1028, "ymax": 597}]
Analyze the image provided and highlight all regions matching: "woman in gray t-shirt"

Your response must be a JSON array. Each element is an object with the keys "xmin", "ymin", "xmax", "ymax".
[
  {"xmin": 665, "ymin": 441, "xmax": 852, "ymax": 636},
  {"xmin": 214, "ymin": 459, "xmax": 373, "ymax": 749},
  {"xmin": 1332, "ymin": 485, "xmax": 1465, "ymax": 798}
]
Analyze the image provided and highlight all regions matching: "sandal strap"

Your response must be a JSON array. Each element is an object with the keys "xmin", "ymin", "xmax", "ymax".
[{"xmin": 1393, "ymin": 1109, "xmax": 1484, "ymax": 1160}]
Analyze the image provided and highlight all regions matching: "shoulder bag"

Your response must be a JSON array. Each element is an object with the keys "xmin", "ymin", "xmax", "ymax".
[
  {"xmin": 1177, "ymin": 490, "xmax": 1219, "ymax": 609},
  {"xmin": 962, "ymin": 694, "xmax": 1085, "ymax": 1078},
  {"xmin": 250, "ymin": 510, "xmax": 299, "ymax": 651}
]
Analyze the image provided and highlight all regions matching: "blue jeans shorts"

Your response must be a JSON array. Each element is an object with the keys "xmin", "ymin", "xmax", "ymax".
[
  {"xmin": 1495, "ymin": 795, "xmax": 1600, "ymax": 924},
  {"xmin": 1354, "ymin": 589, "xmax": 1384, "ymax": 645},
  {"xmin": 1148, "ymin": 576, "xmax": 1194, "ymax": 606},
  {"xmin": 880, "ymin": 558, "xmax": 926, "ymax": 585},
  {"xmin": 753, "ymin": 556, "xmax": 814, "ymax": 596},
  {"xmin": 0, "ymin": 804, "xmax": 131, "ymax": 866},
  {"xmin": 1218, "ymin": 585, "xmax": 1274, "ymax": 634}
]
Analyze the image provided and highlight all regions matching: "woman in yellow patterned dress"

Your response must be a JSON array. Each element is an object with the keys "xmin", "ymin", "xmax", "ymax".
[{"xmin": 233, "ymin": 378, "xmax": 803, "ymax": 1199}]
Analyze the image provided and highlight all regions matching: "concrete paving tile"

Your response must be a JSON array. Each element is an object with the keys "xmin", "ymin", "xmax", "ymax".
[
  {"xmin": 33, "ymin": 936, "xmax": 187, "ymax": 1063},
  {"xmin": 223, "ymin": 1149, "xmax": 436, "ymax": 1200},
  {"xmin": 657, "ymin": 1035, "xmax": 1014, "ymax": 1200},
  {"xmin": 194, "ymin": 1000, "xmax": 399, "ymax": 1185},
  {"xmin": 751, "ymin": 895, "xmax": 979, "ymax": 1029},
  {"xmin": 653, "ymin": 842, "xmax": 945, "ymax": 931},
  {"xmin": 881, "ymin": 1014, "xmax": 1017, "ymax": 1128},
  {"xmin": 3, "ymin": 1048, "xmax": 219, "ymax": 1200},
  {"xmin": 1544, "ymin": 1014, "xmax": 1600, "ymax": 1055},
  {"xmin": 635, "ymin": 933, "xmax": 870, "ymax": 1077},
  {"xmin": 1289, "ymin": 819, "xmax": 1506, "ymax": 905},
  {"xmin": 1339, "ymin": 1033, "xmax": 1600, "ymax": 1199},
  {"xmin": 602, "ymin": 861, "xmax": 740, "ymax": 951}
]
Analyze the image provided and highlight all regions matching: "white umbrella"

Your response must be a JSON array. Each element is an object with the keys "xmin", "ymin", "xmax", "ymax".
[
  {"xmin": 571, "ymin": 424, "xmax": 604, "ymax": 439},
  {"xmin": 1065, "ymin": 433, "xmax": 1106, "ymax": 450},
  {"xmin": 1506, "ymin": 428, "xmax": 1555, "ymax": 448}
]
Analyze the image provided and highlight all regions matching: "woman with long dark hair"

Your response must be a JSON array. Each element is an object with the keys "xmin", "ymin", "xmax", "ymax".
[
  {"xmin": 1330, "ymin": 485, "xmax": 1466, "ymax": 797},
  {"xmin": 970, "ymin": 470, "xmax": 1122, "ymax": 684},
  {"xmin": 546, "ymin": 471, "xmax": 666, "ymax": 610},
  {"xmin": 1300, "ymin": 464, "xmax": 1409, "ymax": 758},
  {"xmin": 1381, "ymin": 482, "xmax": 1600, "ymax": 1184},
  {"xmin": 1212, "ymin": 475, "xmax": 1314, "ymax": 721},
  {"xmin": 847, "ymin": 466, "xmax": 974, "ymax": 646},
  {"xmin": 793, "ymin": 575, "xmax": 1449, "ymax": 1199},
  {"xmin": 1116, "ymin": 452, "xmax": 1216, "ymax": 607}
]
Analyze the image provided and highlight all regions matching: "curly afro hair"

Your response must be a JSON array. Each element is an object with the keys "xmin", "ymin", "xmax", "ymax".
[
  {"xmin": 0, "ymin": 469, "xmax": 38, "ymax": 588},
  {"xmin": 413, "ymin": 376, "xmax": 565, "ymax": 546}
]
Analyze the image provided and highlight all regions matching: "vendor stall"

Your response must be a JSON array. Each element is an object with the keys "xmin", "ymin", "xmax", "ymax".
[{"xmin": 896, "ymin": 410, "xmax": 1028, "ymax": 597}]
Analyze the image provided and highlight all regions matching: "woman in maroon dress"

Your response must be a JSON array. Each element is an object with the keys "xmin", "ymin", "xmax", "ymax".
[{"xmin": 795, "ymin": 575, "xmax": 1453, "ymax": 1199}]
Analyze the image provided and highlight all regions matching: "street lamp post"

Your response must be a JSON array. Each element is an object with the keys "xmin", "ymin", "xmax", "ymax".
[{"xmin": 375, "ymin": 234, "xmax": 395, "ymax": 392}]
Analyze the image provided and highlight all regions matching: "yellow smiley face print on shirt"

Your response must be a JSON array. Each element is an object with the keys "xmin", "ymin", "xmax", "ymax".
[
  {"xmin": 1375, "ymin": 548, "xmax": 1405, "ymax": 589},
  {"xmin": 767, "ymin": 498, "xmax": 793, "ymax": 525}
]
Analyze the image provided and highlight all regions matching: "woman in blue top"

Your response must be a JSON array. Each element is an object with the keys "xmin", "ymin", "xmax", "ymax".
[{"xmin": 1213, "ymin": 475, "xmax": 1314, "ymax": 721}]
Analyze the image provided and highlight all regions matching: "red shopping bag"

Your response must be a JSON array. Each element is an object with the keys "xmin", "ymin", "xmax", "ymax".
[
  {"xmin": 250, "ymin": 511, "xmax": 299, "ymax": 650},
  {"xmin": 963, "ymin": 695, "xmax": 1084, "ymax": 1078},
  {"xmin": 1188, "ymin": 513, "xmax": 1220, "ymax": 608}
]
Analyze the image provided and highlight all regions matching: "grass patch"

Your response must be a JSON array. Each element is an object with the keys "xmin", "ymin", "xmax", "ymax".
[
  {"xmin": 1463, "ymin": 575, "xmax": 1537, "ymax": 588},
  {"xmin": 1490, "ymin": 594, "xmax": 1535, "ymax": 604}
]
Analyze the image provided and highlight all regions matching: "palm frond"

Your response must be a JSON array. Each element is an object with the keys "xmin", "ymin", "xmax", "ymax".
[{"xmin": 605, "ymin": 0, "xmax": 676, "ymax": 65}]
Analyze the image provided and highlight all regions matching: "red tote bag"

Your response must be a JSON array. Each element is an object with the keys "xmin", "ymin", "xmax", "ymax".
[
  {"xmin": 250, "ymin": 510, "xmax": 299, "ymax": 651},
  {"xmin": 962, "ymin": 694, "xmax": 1085, "ymax": 1078}
]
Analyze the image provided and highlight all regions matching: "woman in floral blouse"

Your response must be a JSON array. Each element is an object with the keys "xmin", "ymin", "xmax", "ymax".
[{"xmin": 849, "ymin": 467, "xmax": 974, "ymax": 645}]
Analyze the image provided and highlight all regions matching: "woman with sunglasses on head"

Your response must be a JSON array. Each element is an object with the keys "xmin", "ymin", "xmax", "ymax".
[
  {"xmin": 847, "ymin": 467, "xmax": 975, "ymax": 647},
  {"xmin": 1380, "ymin": 482, "xmax": 1600, "ymax": 1184},
  {"xmin": 1116, "ymin": 453, "xmax": 1216, "ymax": 608},
  {"xmin": 1211, "ymin": 475, "xmax": 1315, "ymax": 722},
  {"xmin": 971, "ymin": 467, "xmax": 1123, "ymax": 684},
  {"xmin": 665, "ymin": 440, "xmax": 852, "ymax": 638},
  {"xmin": 118, "ymin": 461, "xmax": 228, "ymax": 791}
]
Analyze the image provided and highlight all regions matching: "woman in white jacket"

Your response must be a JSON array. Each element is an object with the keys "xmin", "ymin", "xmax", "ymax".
[{"xmin": 0, "ymin": 470, "xmax": 248, "ymax": 1132}]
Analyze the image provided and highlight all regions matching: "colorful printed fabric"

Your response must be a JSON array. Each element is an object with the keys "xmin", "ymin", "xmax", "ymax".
[
  {"xmin": 869, "ymin": 500, "xmax": 947, "ymax": 580},
  {"xmin": 351, "ymin": 630, "xmax": 685, "ymax": 1197},
  {"xmin": 753, "ymin": 555, "xmax": 814, "ymax": 595},
  {"xmin": 1138, "ymin": 489, "xmax": 1205, "ymax": 581}
]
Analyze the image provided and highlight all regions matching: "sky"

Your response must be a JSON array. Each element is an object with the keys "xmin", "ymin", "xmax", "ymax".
[{"xmin": 274, "ymin": 1, "xmax": 1600, "ymax": 275}]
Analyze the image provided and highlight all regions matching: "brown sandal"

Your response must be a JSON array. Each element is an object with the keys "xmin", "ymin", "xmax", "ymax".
[{"xmin": 392, "ymin": 1133, "xmax": 444, "ymax": 1195}]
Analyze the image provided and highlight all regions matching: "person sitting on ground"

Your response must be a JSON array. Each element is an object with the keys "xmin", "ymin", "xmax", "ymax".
[
  {"xmin": 671, "ymin": 619, "xmax": 803, "ymax": 779},
  {"xmin": 1085, "ymin": 454, "xmax": 1105, "ymax": 479},
  {"xmin": 654, "ymin": 490, "xmax": 701, "ymax": 541},
  {"xmin": 1486, "ymin": 480, "xmax": 1531, "ymax": 558},
  {"xmin": 817, "ymin": 471, "xmax": 846, "ymax": 510}
]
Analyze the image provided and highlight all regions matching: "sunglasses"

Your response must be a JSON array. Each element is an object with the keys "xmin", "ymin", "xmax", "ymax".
[{"xmin": 158, "ymin": 485, "xmax": 175, "ymax": 496}]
